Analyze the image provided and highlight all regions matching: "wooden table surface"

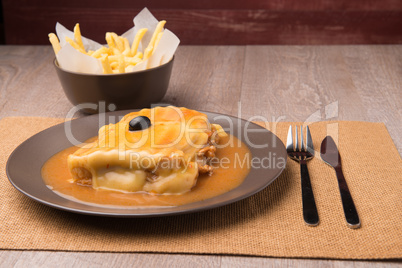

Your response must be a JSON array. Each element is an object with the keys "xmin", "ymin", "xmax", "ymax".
[{"xmin": 0, "ymin": 45, "xmax": 401, "ymax": 267}]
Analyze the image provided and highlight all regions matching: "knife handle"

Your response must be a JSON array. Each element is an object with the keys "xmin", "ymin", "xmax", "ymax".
[
  {"xmin": 335, "ymin": 166, "xmax": 361, "ymax": 229},
  {"xmin": 300, "ymin": 162, "xmax": 319, "ymax": 226}
]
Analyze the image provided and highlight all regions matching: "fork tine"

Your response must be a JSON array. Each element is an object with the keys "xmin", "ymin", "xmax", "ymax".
[
  {"xmin": 306, "ymin": 125, "xmax": 314, "ymax": 155},
  {"xmin": 295, "ymin": 126, "xmax": 299, "ymax": 151},
  {"xmin": 286, "ymin": 125, "xmax": 293, "ymax": 152},
  {"xmin": 301, "ymin": 126, "xmax": 305, "ymax": 152}
]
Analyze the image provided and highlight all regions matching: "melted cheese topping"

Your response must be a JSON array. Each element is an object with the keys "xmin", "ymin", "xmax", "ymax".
[{"xmin": 67, "ymin": 106, "xmax": 227, "ymax": 195}]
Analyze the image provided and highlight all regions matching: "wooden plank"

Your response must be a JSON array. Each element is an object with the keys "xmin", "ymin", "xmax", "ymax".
[
  {"xmin": 340, "ymin": 45, "xmax": 402, "ymax": 152},
  {"xmin": 240, "ymin": 45, "xmax": 369, "ymax": 121},
  {"xmin": 3, "ymin": 0, "xmax": 402, "ymax": 11},
  {"xmin": 3, "ymin": 7, "xmax": 402, "ymax": 45},
  {"xmin": 220, "ymin": 256, "xmax": 402, "ymax": 267},
  {"xmin": 0, "ymin": 44, "xmax": 401, "ymax": 265},
  {"xmin": 1, "ymin": 250, "xmax": 401, "ymax": 267},
  {"xmin": 0, "ymin": 45, "xmax": 73, "ymax": 119},
  {"xmin": 162, "ymin": 46, "xmax": 245, "ymax": 115},
  {"xmin": 0, "ymin": 251, "xmax": 221, "ymax": 267}
]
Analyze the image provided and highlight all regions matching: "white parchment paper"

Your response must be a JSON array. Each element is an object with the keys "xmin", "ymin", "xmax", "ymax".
[{"xmin": 54, "ymin": 8, "xmax": 179, "ymax": 74}]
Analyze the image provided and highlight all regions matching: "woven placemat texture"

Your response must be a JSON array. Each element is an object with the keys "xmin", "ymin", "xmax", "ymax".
[{"xmin": 0, "ymin": 117, "xmax": 401, "ymax": 259}]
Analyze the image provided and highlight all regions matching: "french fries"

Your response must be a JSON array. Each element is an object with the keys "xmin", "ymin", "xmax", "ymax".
[
  {"xmin": 100, "ymin": 54, "xmax": 113, "ymax": 74},
  {"xmin": 48, "ymin": 33, "xmax": 61, "ymax": 54},
  {"xmin": 65, "ymin": 36, "xmax": 86, "ymax": 54},
  {"xmin": 73, "ymin": 23, "xmax": 85, "ymax": 51},
  {"xmin": 49, "ymin": 21, "xmax": 166, "ymax": 74},
  {"xmin": 130, "ymin": 28, "xmax": 147, "ymax": 56},
  {"xmin": 146, "ymin": 20, "xmax": 166, "ymax": 52}
]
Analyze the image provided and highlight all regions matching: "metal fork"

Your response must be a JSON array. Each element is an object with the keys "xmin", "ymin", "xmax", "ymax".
[{"xmin": 286, "ymin": 125, "xmax": 319, "ymax": 226}]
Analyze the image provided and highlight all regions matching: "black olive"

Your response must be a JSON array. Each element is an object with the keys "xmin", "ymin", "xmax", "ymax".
[{"xmin": 129, "ymin": 116, "xmax": 151, "ymax": 131}]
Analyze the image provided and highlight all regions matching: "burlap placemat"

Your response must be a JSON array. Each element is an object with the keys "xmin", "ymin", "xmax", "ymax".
[{"xmin": 0, "ymin": 117, "xmax": 401, "ymax": 259}]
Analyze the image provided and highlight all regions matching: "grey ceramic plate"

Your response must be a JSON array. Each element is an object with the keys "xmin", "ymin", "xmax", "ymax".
[{"xmin": 6, "ymin": 110, "xmax": 287, "ymax": 217}]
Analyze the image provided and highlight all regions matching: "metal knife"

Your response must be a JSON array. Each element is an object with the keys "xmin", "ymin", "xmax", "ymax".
[{"xmin": 320, "ymin": 136, "xmax": 361, "ymax": 229}]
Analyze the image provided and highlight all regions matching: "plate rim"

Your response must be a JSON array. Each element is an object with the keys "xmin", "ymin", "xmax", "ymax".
[{"xmin": 6, "ymin": 109, "xmax": 287, "ymax": 217}]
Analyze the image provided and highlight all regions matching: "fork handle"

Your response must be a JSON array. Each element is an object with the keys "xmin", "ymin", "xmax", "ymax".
[{"xmin": 300, "ymin": 162, "xmax": 319, "ymax": 226}]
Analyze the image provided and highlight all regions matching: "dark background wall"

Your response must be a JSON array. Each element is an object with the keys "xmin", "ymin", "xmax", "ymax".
[
  {"xmin": 2, "ymin": 0, "xmax": 402, "ymax": 45},
  {"xmin": 0, "ymin": 0, "xmax": 4, "ymax": 44}
]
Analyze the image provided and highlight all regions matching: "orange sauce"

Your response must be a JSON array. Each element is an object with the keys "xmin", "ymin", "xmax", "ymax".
[{"xmin": 41, "ymin": 135, "xmax": 251, "ymax": 207}]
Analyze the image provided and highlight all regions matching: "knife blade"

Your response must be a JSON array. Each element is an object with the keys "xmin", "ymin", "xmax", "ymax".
[{"xmin": 321, "ymin": 136, "xmax": 361, "ymax": 229}]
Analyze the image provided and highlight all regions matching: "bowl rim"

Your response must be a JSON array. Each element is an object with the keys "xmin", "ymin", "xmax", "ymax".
[{"xmin": 53, "ymin": 56, "xmax": 174, "ymax": 77}]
